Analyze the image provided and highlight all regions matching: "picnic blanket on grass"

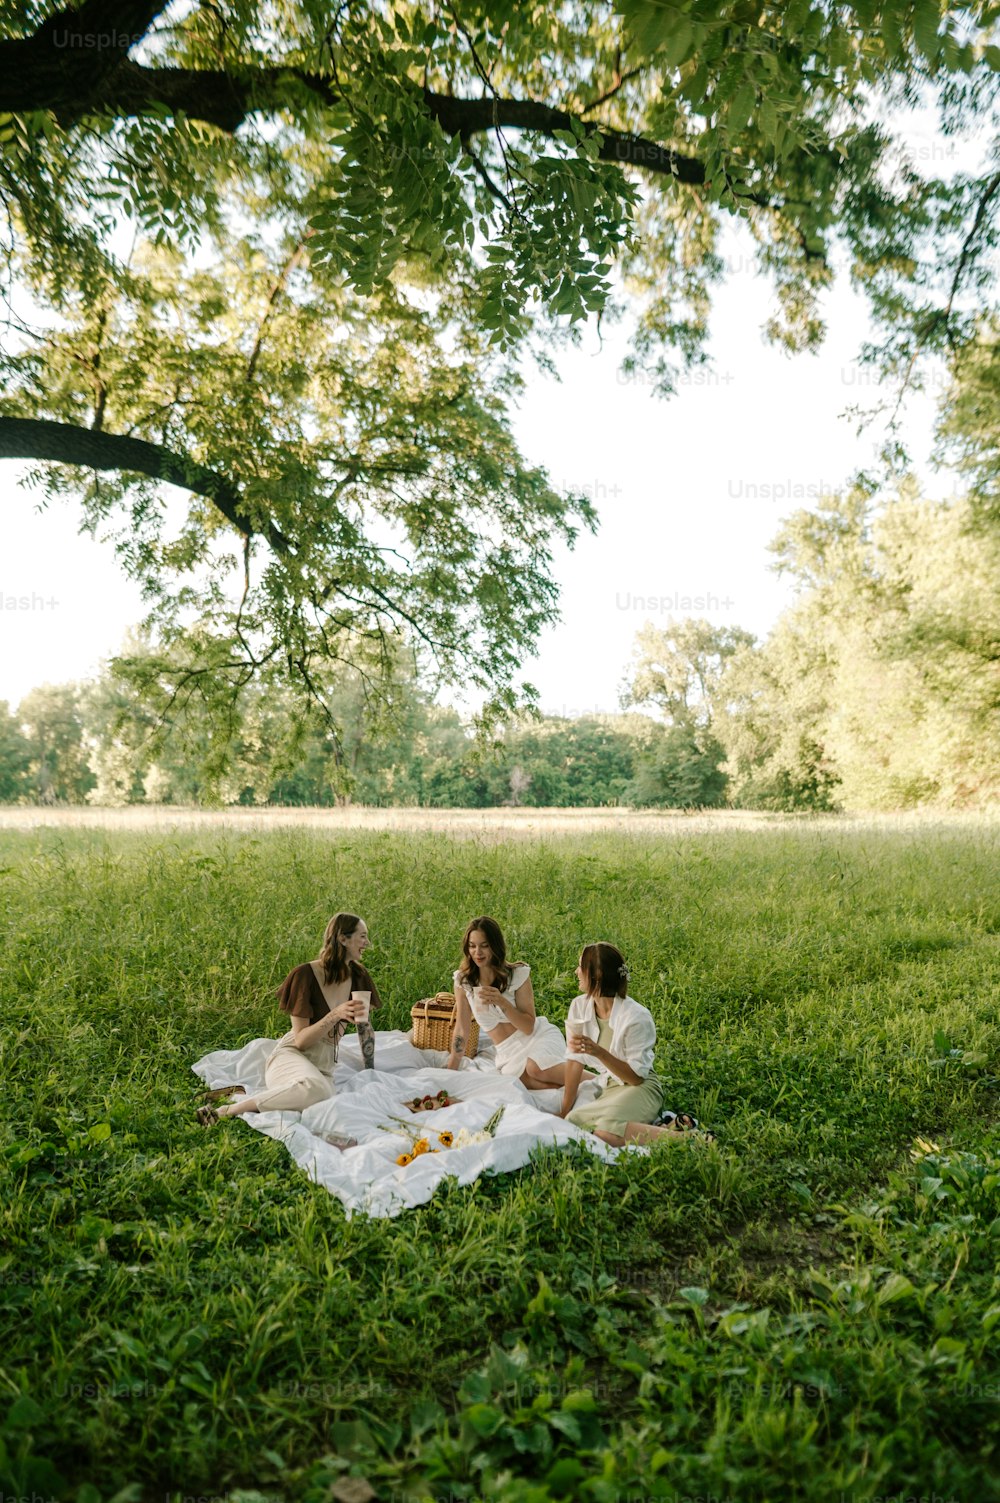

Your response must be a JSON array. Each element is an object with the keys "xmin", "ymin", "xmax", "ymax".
[{"xmin": 191, "ymin": 1028, "xmax": 614, "ymax": 1218}]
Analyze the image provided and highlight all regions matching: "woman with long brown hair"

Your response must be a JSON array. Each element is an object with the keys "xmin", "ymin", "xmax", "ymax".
[
  {"xmin": 196, "ymin": 912, "xmax": 380, "ymax": 1125},
  {"xmin": 446, "ymin": 916, "xmax": 567, "ymax": 1087},
  {"xmin": 560, "ymin": 941, "xmax": 696, "ymax": 1145}
]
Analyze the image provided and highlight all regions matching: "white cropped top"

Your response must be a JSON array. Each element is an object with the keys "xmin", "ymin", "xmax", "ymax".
[{"xmin": 454, "ymin": 963, "xmax": 530, "ymax": 1032}]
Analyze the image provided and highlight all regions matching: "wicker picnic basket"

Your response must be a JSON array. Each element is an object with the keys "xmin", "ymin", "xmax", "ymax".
[{"xmin": 411, "ymin": 991, "xmax": 480, "ymax": 1058}]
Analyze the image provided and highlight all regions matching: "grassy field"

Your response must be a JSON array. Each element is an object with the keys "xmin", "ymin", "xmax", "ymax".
[{"xmin": 2, "ymin": 816, "xmax": 1000, "ymax": 1503}]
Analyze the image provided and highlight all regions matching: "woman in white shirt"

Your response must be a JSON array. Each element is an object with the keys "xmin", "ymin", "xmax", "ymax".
[
  {"xmin": 446, "ymin": 916, "xmax": 567, "ymax": 1086},
  {"xmin": 561, "ymin": 941, "xmax": 688, "ymax": 1145}
]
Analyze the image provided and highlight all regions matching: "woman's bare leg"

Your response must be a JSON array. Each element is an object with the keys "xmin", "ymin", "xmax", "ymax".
[
  {"xmin": 520, "ymin": 1061, "xmax": 567, "ymax": 1091},
  {"xmin": 622, "ymin": 1120, "xmax": 689, "ymax": 1144},
  {"xmin": 197, "ymin": 1095, "xmax": 262, "ymax": 1126},
  {"xmin": 592, "ymin": 1121, "xmax": 690, "ymax": 1147}
]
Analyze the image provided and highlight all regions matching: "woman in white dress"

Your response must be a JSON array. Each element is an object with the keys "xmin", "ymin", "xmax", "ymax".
[{"xmin": 446, "ymin": 916, "xmax": 567, "ymax": 1088}]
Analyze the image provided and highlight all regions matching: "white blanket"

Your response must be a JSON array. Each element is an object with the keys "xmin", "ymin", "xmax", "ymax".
[{"xmin": 191, "ymin": 1029, "xmax": 615, "ymax": 1218}]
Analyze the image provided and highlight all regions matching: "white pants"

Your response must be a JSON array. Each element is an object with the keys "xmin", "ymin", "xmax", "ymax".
[{"xmin": 253, "ymin": 1036, "xmax": 336, "ymax": 1113}]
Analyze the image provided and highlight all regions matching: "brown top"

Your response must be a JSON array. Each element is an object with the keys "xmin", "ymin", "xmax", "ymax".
[{"xmin": 277, "ymin": 961, "xmax": 382, "ymax": 1021}]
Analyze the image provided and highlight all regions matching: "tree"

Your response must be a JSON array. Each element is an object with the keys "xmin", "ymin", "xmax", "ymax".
[
  {"xmin": 17, "ymin": 683, "xmax": 94, "ymax": 802},
  {"xmin": 621, "ymin": 619, "xmax": 760, "ymax": 806},
  {"xmin": 626, "ymin": 723, "xmax": 728, "ymax": 808},
  {"xmin": 826, "ymin": 491, "xmax": 1000, "ymax": 807},
  {"xmin": 4, "ymin": 2, "xmax": 997, "ymax": 359},
  {"xmin": 0, "ymin": 702, "xmax": 31, "ymax": 801},
  {"xmin": 2, "ymin": 0, "xmax": 999, "ymax": 739},
  {"xmin": 714, "ymin": 483, "xmax": 1000, "ymax": 810},
  {"xmin": 623, "ymin": 618, "xmax": 755, "ymax": 727},
  {"xmin": 1, "ymin": 224, "xmax": 595, "ymax": 737},
  {"xmin": 712, "ymin": 619, "xmax": 843, "ymax": 811},
  {"xmin": 936, "ymin": 318, "xmax": 1000, "ymax": 522}
]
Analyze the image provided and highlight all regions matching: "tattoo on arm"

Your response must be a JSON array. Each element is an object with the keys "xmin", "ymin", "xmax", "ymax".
[
  {"xmin": 358, "ymin": 1021, "xmax": 375, "ymax": 1069},
  {"xmin": 453, "ymin": 1034, "xmax": 465, "ymax": 1056}
]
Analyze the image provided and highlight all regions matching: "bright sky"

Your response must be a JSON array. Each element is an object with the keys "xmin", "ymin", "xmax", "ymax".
[
  {"xmin": 509, "ymin": 229, "xmax": 954, "ymax": 718},
  {"xmin": 0, "ymin": 207, "xmax": 967, "ymax": 720}
]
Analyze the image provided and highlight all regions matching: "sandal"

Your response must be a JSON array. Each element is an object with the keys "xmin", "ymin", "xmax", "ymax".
[
  {"xmin": 198, "ymin": 1085, "xmax": 245, "ymax": 1103},
  {"xmin": 195, "ymin": 1105, "xmax": 220, "ymax": 1127}
]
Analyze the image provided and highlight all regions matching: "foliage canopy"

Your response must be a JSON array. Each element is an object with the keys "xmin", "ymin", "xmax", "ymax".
[{"xmin": 2, "ymin": 0, "xmax": 999, "ymax": 730}]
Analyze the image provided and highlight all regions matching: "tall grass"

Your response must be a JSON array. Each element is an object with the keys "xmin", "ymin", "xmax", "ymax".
[{"xmin": 1, "ymin": 820, "xmax": 999, "ymax": 1502}]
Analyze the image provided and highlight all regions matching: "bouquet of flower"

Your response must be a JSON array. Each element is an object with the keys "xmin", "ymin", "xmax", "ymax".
[{"xmin": 383, "ymin": 1104, "xmax": 505, "ymax": 1166}]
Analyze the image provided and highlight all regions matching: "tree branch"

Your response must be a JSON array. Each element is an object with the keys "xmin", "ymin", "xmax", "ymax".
[
  {"xmin": 580, "ymin": 65, "xmax": 644, "ymax": 117},
  {"xmin": 0, "ymin": 0, "xmax": 170, "ymax": 117},
  {"xmin": 0, "ymin": 7, "xmax": 706, "ymax": 188},
  {"xmin": 245, "ymin": 236, "xmax": 308, "ymax": 385},
  {"xmin": 0, "ymin": 416, "xmax": 291, "ymax": 554},
  {"xmin": 891, "ymin": 169, "xmax": 1000, "ymax": 421}
]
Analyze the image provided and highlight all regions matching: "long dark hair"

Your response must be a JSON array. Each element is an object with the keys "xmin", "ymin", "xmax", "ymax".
[
  {"xmin": 579, "ymin": 942, "xmax": 629, "ymax": 1001},
  {"xmin": 318, "ymin": 912, "xmax": 363, "ymax": 985},
  {"xmin": 458, "ymin": 916, "xmax": 512, "ymax": 993}
]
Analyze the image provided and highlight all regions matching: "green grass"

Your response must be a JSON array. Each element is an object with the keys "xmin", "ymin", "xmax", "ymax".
[{"xmin": 2, "ymin": 820, "xmax": 1000, "ymax": 1503}]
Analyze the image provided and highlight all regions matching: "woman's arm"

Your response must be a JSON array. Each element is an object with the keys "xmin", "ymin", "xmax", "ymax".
[
  {"xmin": 559, "ymin": 1059, "xmax": 584, "ymax": 1117},
  {"xmin": 570, "ymin": 1034, "xmax": 643, "ymax": 1087},
  {"xmin": 446, "ymin": 987, "xmax": 472, "ymax": 1069},
  {"xmin": 290, "ymin": 1001, "xmax": 355, "ymax": 1051},
  {"xmin": 497, "ymin": 974, "xmax": 537, "ymax": 1036}
]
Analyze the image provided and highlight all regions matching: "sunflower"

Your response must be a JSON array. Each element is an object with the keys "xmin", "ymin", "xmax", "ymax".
[
  {"xmin": 413, "ymin": 1139, "xmax": 430, "ymax": 1155},
  {"xmin": 396, "ymin": 1152, "xmax": 413, "ymax": 1166},
  {"xmin": 438, "ymin": 1131, "xmax": 453, "ymax": 1148}
]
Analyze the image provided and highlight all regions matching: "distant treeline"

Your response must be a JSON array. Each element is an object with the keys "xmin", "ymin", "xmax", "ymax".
[{"xmin": 0, "ymin": 684, "xmax": 725, "ymax": 810}]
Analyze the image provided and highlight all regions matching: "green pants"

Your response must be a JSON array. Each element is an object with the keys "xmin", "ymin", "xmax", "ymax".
[{"xmin": 568, "ymin": 1074, "xmax": 665, "ymax": 1136}]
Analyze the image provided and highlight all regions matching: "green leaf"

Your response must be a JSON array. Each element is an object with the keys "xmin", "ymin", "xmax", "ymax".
[
  {"xmin": 729, "ymin": 81, "xmax": 756, "ymax": 129},
  {"xmin": 465, "ymin": 1402, "xmax": 505, "ymax": 1437},
  {"xmin": 548, "ymin": 1410, "xmax": 582, "ymax": 1443},
  {"xmin": 661, "ymin": 18, "xmax": 693, "ymax": 67},
  {"xmin": 876, "ymin": 1273, "xmax": 916, "ymax": 1305},
  {"xmin": 5, "ymin": 1394, "xmax": 46, "ymax": 1428},
  {"xmin": 544, "ymin": 1458, "xmax": 588, "ymax": 1493},
  {"xmin": 912, "ymin": 0, "xmax": 941, "ymax": 63}
]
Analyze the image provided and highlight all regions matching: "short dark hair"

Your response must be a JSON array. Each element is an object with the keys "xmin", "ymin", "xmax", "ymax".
[{"xmin": 579, "ymin": 941, "xmax": 628, "ymax": 1000}]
